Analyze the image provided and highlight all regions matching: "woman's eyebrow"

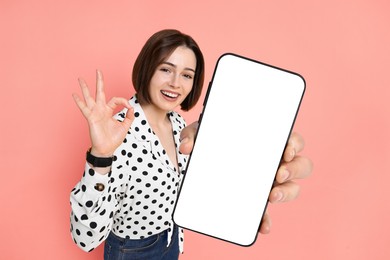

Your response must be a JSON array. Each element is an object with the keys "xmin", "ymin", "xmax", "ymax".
[{"xmin": 162, "ymin": 61, "xmax": 195, "ymax": 73}]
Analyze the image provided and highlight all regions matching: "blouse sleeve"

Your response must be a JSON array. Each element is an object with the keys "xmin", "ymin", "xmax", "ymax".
[
  {"xmin": 70, "ymin": 162, "xmax": 122, "ymax": 252},
  {"xmin": 70, "ymin": 109, "xmax": 131, "ymax": 252}
]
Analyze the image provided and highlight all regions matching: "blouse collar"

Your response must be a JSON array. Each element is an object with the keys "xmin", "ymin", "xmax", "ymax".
[{"xmin": 125, "ymin": 95, "xmax": 187, "ymax": 174}]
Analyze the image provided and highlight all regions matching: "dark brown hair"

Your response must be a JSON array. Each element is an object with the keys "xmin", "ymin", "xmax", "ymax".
[{"xmin": 132, "ymin": 29, "xmax": 205, "ymax": 111}]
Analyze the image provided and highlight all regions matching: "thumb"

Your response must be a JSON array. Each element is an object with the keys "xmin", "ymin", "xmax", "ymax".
[
  {"xmin": 179, "ymin": 137, "xmax": 194, "ymax": 155},
  {"xmin": 179, "ymin": 121, "xmax": 198, "ymax": 155}
]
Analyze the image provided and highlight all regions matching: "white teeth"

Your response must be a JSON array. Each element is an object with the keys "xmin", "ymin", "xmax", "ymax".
[{"xmin": 161, "ymin": 91, "xmax": 179, "ymax": 98}]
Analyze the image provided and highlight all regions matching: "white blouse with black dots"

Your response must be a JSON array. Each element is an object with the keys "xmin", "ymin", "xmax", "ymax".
[{"xmin": 70, "ymin": 95, "xmax": 188, "ymax": 253}]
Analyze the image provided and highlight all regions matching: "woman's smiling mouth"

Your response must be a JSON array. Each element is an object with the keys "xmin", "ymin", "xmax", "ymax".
[{"xmin": 161, "ymin": 90, "xmax": 179, "ymax": 99}]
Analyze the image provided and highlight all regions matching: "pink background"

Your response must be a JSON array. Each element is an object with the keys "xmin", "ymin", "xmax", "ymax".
[{"xmin": 1, "ymin": 0, "xmax": 389, "ymax": 259}]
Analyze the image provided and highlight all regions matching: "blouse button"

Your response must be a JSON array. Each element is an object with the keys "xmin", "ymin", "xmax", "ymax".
[{"xmin": 94, "ymin": 183, "xmax": 105, "ymax": 191}]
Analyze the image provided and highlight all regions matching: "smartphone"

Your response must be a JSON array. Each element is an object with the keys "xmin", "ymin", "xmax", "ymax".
[{"xmin": 173, "ymin": 53, "xmax": 305, "ymax": 246}]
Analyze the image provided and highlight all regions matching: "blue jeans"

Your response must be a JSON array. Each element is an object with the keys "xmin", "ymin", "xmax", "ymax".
[{"xmin": 104, "ymin": 226, "xmax": 179, "ymax": 260}]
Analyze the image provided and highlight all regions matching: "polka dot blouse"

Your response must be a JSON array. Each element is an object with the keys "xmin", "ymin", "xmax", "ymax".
[{"xmin": 70, "ymin": 96, "xmax": 188, "ymax": 253}]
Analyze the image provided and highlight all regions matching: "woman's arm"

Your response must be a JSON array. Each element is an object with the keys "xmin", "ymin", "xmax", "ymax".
[
  {"xmin": 70, "ymin": 164, "xmax": 115, "ymax": 252},
  {"xmin": 70, "ymin": 70, "xmax": 135, "ymax": 251}
]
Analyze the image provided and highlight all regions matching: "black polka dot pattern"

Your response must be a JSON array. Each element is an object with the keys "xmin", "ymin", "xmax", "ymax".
[{"xmin": 70, "ymin": 96, "xmax": 188, "ymax": 253}]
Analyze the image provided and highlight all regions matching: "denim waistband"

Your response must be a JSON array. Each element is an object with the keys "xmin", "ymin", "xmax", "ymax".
[{"xmin": 109, "ymin": 226, "xmax": 176, "ymax": 243}]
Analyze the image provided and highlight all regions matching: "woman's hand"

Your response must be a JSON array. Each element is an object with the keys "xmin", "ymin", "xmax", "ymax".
[
  {"xmin": 180, "ymin": 123, "xmax": 313, "ymax": 234},
  {"xmin": 72, "ymin": 70, "xmax": 135, "ymax": 157},
  {"xmin": 260, "ymin": 132, "xmax": 313, "ymax": 233},
  {"xmin": 179, "ymin": 121, "xmax": 199, "ymax": 155}
]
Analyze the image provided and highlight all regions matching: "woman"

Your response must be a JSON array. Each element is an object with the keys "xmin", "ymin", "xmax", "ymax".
[{"xmin": 70, "ymin": 29, "xmax": 312, "ymax": 260}]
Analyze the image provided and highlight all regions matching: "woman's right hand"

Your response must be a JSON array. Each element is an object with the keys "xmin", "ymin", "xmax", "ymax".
[{"xmin": 72, "ymin": 70, "xmax": 135, "ymax": 157}]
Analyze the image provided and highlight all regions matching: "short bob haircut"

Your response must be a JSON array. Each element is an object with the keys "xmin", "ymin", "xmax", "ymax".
[{"xmin": 132, "ymin": 29, "xmax": 205, "ymax": 111}]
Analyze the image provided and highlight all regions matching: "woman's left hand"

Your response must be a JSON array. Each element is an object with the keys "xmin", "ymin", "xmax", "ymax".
[{"xmin": 179, "ymin": 122, "xmax": 313, "ymax": 234}]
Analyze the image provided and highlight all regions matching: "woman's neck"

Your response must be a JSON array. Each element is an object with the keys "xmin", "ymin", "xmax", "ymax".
[{"xmin": 141, "ymin": 102, "xmax": 170, "ymax": 128}]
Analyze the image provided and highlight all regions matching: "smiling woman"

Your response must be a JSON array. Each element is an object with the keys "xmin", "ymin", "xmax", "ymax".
[
  {"xmin": 132, "ymin": 30, "xmax": 205, "ymax": 112},
  {"xmin": 142, "ymin": 46, "xmax": 197, "ymax": 178},
  {"xmin": 70, "ymin": 29, "xmax": 206, "ymax": 260},
  {"xmin": 146, "ymin": 46, "xmax": 197, "ymax": 114},
  {"xmin": 69, "ymin": 29, "xmax": 312, "ymax": 260}
]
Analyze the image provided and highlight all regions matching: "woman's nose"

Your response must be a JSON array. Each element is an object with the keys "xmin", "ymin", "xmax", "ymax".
[{"xmin": 169, "ymin": 74, "xmax": 180, "ymax": 88}]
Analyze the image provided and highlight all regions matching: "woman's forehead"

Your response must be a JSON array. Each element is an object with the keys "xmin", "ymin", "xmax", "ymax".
[{"xmin": 164, "ymin": 46, "xmax": 196, "ymax": 70}]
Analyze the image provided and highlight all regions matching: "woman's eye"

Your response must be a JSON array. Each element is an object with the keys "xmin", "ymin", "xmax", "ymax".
[
  {"xmin": 160, "ymin": 67, "xmax": 171, "ymax": 73},
  {"xmin": 183, "ymin": 74, "xmax": 193, "ymax": 79}
]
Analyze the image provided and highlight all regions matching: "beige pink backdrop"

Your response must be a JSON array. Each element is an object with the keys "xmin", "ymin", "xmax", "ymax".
[{"xmin": 1, "ymin": 0, "xmax": 389, "ymax": 259}]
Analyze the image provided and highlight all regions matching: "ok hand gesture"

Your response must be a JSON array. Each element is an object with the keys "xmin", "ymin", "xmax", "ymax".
[{"xmin": 72, "ymin": 70, "xmax": 135, "ymax": 158}]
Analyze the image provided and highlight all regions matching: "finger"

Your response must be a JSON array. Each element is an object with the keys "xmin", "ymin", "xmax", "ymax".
[
  {"xmin": 78, "ymin": 78, "xmax": 95, "ymax": 108},
  {"xmin": 122, "ymin": 106, "xmax": 135, "ymax": 130},
  {"xmin": 72, "ymin": 93, "xmax": 90, "ymax": 117},
  {"xmin": 179, "ymin": 122, "xmax": 198, "ymax": 155},
  {"xmin": 72, "ymin": 93, "xmax": 84, "ymax": 109},
  {"xmin": 259, "ymin": 210, "xmax": 271, "ymax": 234},
  {"xmin": 179, "ymin": 137, "xmax": 194, "ymax": 155},
  {"xmin": 276, "ymin": 155, "xmax": 313, "ymax": 183},
  {"xmin": 179, "ymin": 121, "xmax": 198, "ymax": 140},
  {"xmin": 106, "ymin": 97, "xmax": 132, "ymax": 111},
  {"xmin": 269, "ymin": 181, "xmax": 301, "ymax": 203},
  {"xmin": 95, "ymin": 70, "xmax": 106, "ymax": 104},
  {"xmin": 283, "ymin": 132, "xmax": 305, "ymax": 162}
]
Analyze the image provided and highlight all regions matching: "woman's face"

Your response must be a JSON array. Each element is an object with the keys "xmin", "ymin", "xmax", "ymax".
[{"xmin": 148, "ymin": 46, "xmax": 196, "ymax": 112}]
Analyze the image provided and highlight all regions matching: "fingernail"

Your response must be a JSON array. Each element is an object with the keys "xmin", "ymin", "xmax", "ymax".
[
  {"xmin": 280, "ymin": 168, "xmax": 290, "ymax": 182},
  {"xmin": 275, "ymin": 191, "xmax": 283, "ymax": 202},
  {"xmin": 262, "ymin": 224, "xmax": 271, "ymax": 234}
]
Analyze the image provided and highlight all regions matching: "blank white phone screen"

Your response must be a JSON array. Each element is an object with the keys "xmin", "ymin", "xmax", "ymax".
[{"xmin": 173, "ymin": 53, "xmax": 305, "ymax": 246}]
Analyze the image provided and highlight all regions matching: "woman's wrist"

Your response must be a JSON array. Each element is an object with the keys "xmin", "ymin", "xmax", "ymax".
[
  {"xmin": 86, "ymin": 148, "xmax": 113, "ymax": 168},
  {"xmin": 89, "ymin": 147, "xmax": 114, "ymax": 158}
]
